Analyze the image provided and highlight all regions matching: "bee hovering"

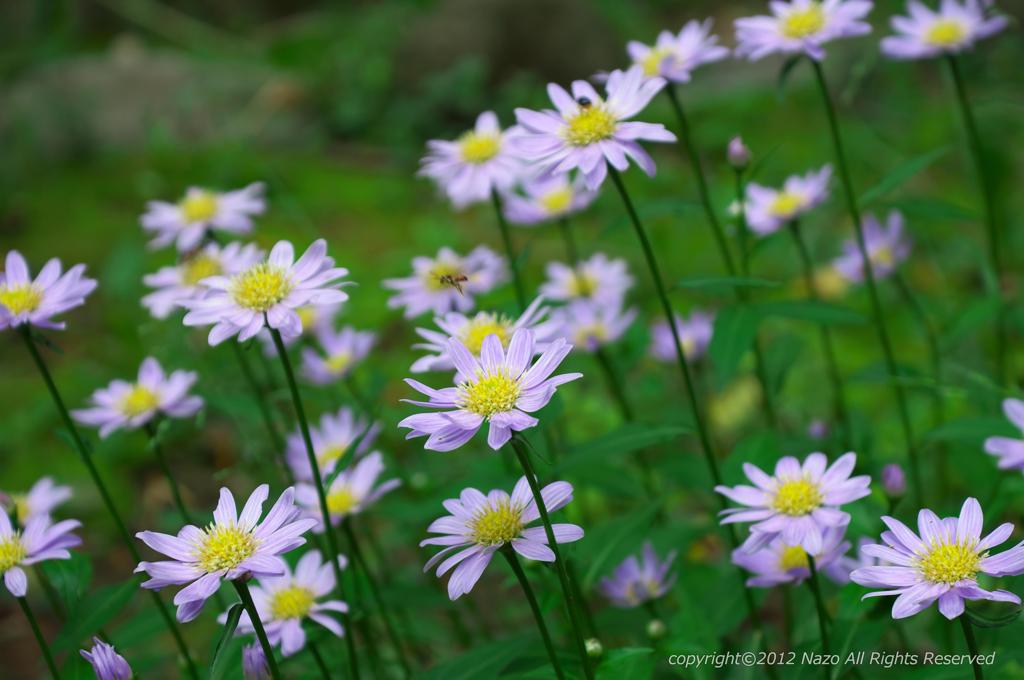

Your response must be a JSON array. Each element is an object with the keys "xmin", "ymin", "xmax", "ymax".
[{"xmin": 437, "ymin": 273, "xmax": 470, "ymax": 295}]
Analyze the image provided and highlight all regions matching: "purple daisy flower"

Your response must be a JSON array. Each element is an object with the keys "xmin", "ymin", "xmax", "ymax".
[
  {"xmin": 625, "ymin": 19, "xmax": 730, "ymax": 82},
  {"xmin": 398, "ymin": 329, "xmax": 582, "ymax": 451},
  {"xmin": 882, "ymin": 0, "xmax": 1008, "ymax": 60},
  {"xmin": 735, "ymin": 0, "xmax": 874, "ymax": 62},
  {"xmin": 716, "ymin": 452, "xmax": 871, "ymax": 554},
  {"xmin": 649, "ymin": 310, "xmax": 714, "ymax": 363},
  {"xmin": 550, "ymin": 299, "xmax": 637, "ymax": 353},
  {"xmin": 2, "ymin": 477, "xmax": 72, "ymax": 526},
  {"xmin": 513, "ymin": 66, "xmax": 676, "ymax": 190},
  {"xmin": 142, "ymin": 241, "xmax": 263, "ymax": 320},
  {"xmin": 72, "ymin": 357, "xmax": 203, "ymax": 438},
  {"xmin": 833, "ymin": 211, "xmax": 911, "ymax": 283},
  {"xmin": 540, "ymin": 253, "xmax": 634, "ymax": 308},
  {"xmin": 0, "ymin": 250, "xmax": 97, "ymax": 331},
  {"xmin": 850, "ymin": 497, "xmax": 1024, "ymax": 619},
  {"xmin": 733, "ymin": 520, "xmax": 852, "ymax": 587},
  {"xmin": 599, "ymin": 542, "xmax": 677, "ymax": 607},
  {"xmin": 383, "ymin": 246, "xmax": 508, "ymax": 319},
  {"xmin": 0, "ymin": 511, "xmax": 81, "ymax": 597},
  {"xmin": 882, "ymin": 463, "xmax": 907, "ymax": 497},
  {"xmin": 419, "ymin": 111, "xmax": 525, "ymax": 209},
  {"xmin": 503, "ymin": 172, "xmax": 598, "ymax": 226},
  {"xmin": 80, "ymin": 637, "xmax": 133, "ymax": 680},
  {"xmin": 135, "ymin": 484, "xmax": 317, "ymax": 623},
  {"xmin": 284, "ymin": 406, "xmax": 380, "ymax": 483},
  {"xmin": 296, "ymin": 452, "xmax": 400, "ymax": 530},
  {"xmin": 421, "ymin": 476, "xmax": 583, "ymax": 600},
  {"xmin": 745, "ymin": 165, "xmax": 833, "ymax": 236},
  {"xmin": 243, "ymin": 642, "xmax": 270, "ymax": 680},
  {"xmin": 301, "ymin": 325, "xmax": 375, "ymax": 385},
  {"xmin": 141, "ymin": 182, "xmax": 265, "ymax": 253},
  {"xmin": 183, "ymin": 239, "xmax": 349, "ymax": 345},
  {"xmin": 984, "ymin": 398, "xmax": 1024, "ymax": 472}
]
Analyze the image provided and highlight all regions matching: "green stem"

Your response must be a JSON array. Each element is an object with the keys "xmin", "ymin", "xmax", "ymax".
[
  {"xmin": 491, "ymin": 189, "xmax": 527, "ymax": 311},
  {"xmin": 144, "ymin": 422, "xmax": 195, "ymax": 526},
  {"xmin": 20, "ymin": 327, "xmax": 199, "ymax": 680},
  {"xmin": 233, "ymin": 580, "xmax": 282, "ymax": 680},
  {"xmin": 806, "ymin": 556, "xmax": 831, "ymax": 669},
  {"xmin": 959, "ymin": 616, "xmax": 984, "ymax": 680},
  {"xmin": 946, "ymin": 54, "xmax": 1005, "ymax": 384},
  {"xmin": 310, "ymin": 641, "xmax": 331, "ymax": 680},
  {"xmin": 810, "ymin": 60, "xmax": 922, "ymax": 507},
  {"xmin": 566, "ymin": 558, "xmax": 598, "ymax": 639},
  {"xmin": 18, "ymin": 596, "xmax": 59, "ymax": 679},
  {"xmin": 501, "ymin": 547, "xmax": 566, "ymax": 680},
  {"xmin": 268, "ymin": 327, "xmax": 361, "ymax": 680},
  {"xmin": 558, "ymin": 217, "xmax": 581, "ymax": 265},
  {"xmin": 229, "ymin": 342, "xmax": 292, "ymax": 485},
  {"xmin": 508, "ymin": 435, "xmax": 593, "ymax": 680}
]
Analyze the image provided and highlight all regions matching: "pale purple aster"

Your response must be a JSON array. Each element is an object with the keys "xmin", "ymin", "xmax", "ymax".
[
  {"xmin": 625, "ymin": 19, "xmax": 730, "ymax": 82},
  {"xmin": 134, "ymin": 484, "xmax": 317, "ymax": 623},
  {"xmin": 0, "ymin": 511, "xmax": 81, "ymax": 597},
  {"xmin": 284, "ymin": 406, "xmax": 380, "ymax": 483},
  {"xmin": 411, "ymin": 296, "xmax": 559, "ymax": 374},
  {"xmin": 882, "ymin": 463, "xmax": 907, "ymax": 497},
  {"xmin": 80, "ymin": 637, "xmax": 132, "ymax": 680},
  {"xmin": 421, "ymin": 476, "xmax": 583, "ymax": 600},
  {"xmin": 984, "ymin": 398, "xmax": 1024, "ymax": 472},
  {"xmin": 882, "ymin": 0, "xmax": 1008, "ymax": 60},
  {"xmin": 2, "ymin": 477, "xmax": 72, "ymax": 526},
  {"xmin": 220, "ymin": 550, "xmax": 349, "ymax": 657},
  {"xmin": 301, "ymin": 325, "xmax": 375, "ymax": 385},
  {"xmin": 242, "ymin": 643, "xmax": 270, "ymax": 680},
  {"xmin": 0, "ymin": 250, "xmax": 97, "ymax": 331},
  {"xmin": 182, "ymin": 239, "xmax": 350, "ymax": 345},
  {"xmin": 399, "ymin": 329, "xmax": 582, "ymax": 451},
  {"xmin": 72, "ymin": 357, "xmax": 203, "ymax": 438},
  {"xmin": 513, "ymin": 66, "xmax": 676, "ymax": 190},
  {"xmin": 733, "ymin": 520, "xmax": 852, "ymax": 587},
  {"xmin": 141, "ymin": 182, "xmax": 265, "ymax": 253},
  {"xmin": 833, "ymin": 211, "xmax": 911, "ymax": 283},
  {"xmin": 649, "ymin": 310, "xmax": 714, "ymax": 363},
  {"xmin": 735, "ymin": 0, "xmax": 874, "ymax": 62},
  {"xmin": 549, "ymin": 299, "xmax": 637, "ymax": 353},
  {"xmin": 383, "ymin": 246, "xmax": 508, "ymax": 319},
  {"xmin": 257, "ymin": 301, "xmax": 344, "ymax": 356},
  {"xmin": 850, "ymin": 497, "xmax": 1024, "ymax": 619},
  {"xmin": 296, "ymin": 452, "xmax": 400, "ymax": 530},
  {"xmin": 745, "ymin": 165, "xmax": 833, "ymax": 236},
  {"xmin": 142, "ymin": 242, "xmax": 264, "ymax": 320},
  {"xmin": 419, "ymin": 111, "xmax": 525, "ymax": 209},
  {"xmin": 716, "ymin": 452, "xmax": 871, "ymax": 554},
  {"xmin": 503, "ymin": 172, "xmax": 598, "ymax": 226},
  {"xmin": 832, "ymin": 536, "xmax": 885, "ymax": 584},
  {"xmin": 540, "ymin": 253, "xmax": 634, "ymax": 308},
  {"xmin": 599, "ymin": 542, "xmax": 677, "ymax": 607}
]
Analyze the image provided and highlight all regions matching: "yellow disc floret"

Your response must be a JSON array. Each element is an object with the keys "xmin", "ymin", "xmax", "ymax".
[
  {"xmin": 0, "ymin": 534, "xmax": 27, "ymax": 571},
  {"xmin": 196, "ymin": 523, "xmax": 257, "ymax": 573},
  {"xmin": 270, "ymin": 585, "xmax": 316, "ymax": 619},
  {"xmin": 926, "ymin": 19, "xmax": 968, "ymax": 47},
  {"xmin": 540, "ymin": 187, "xmax": 574, "ymax": 215},
  {"xmin": 325, "ymin": 352, "xmax": 353, "ymax": 375},
  {"xmin": 781, "ymin": 2, "xmax": 826, "ymax": 39},
  {"xmin": 12, "ymin": 495, "xmax": 29, "ymax": 524},
  {"xmin": 318, "ymin": 444, "xmax": 348, "ymax": 467},
  {"xmin": 179, "ymin": 191, "xmax": 219, "ymax": 224},
  {"xmin": 917, "ymin": 542, "xmax": 981, "ymax": 584},
  {"xmin": 181, "ymin": 254, "xmax": 223, "ymax": 286},
  {"xmin": 471, "ymin": 499, "xmax": 524, "ymax": 545},
  {"xmin": 231, "ymin": 263, "xmax": 293, "ymax": 312},
  {"xmin": 565, "ymin": 106, "xmax": 617, "ymax": 147},
  {"xmin": 459, "ymin": 369, "xmax": 521, "ymax": 418},
  {"xmin": 425, "ymin": 262, "xmax": 466, "ymax": 291},
  {"xmin": 0, "ymin": 284, "xmax": 43, "ymax": 315},
  {"xmin": 459, "ymin": 132, "xmax": 501, "ymax": 164},
  {"xmin": 769, "ymin": 191, "xmax": 806, "ymax": 218},
  {"xmin": 772, "ymin": 478, "xmax": 823, "ymax": 516},
  {"xmin": 120, "ymin": 385, "xmax": 160, "ymax": 418},
  {"xmin": 460, "ymin": 314, "xmax": 513, "ymax": 355},
  {"xmin": 326, "ymin": 487, "xmax": 359, "ymax": 516},
  {"xmin": 639, "ymin": 46, "xmax": 673, "ymax": 77},
  {"xmin": 567, "ymin": 271, "xmax": 597, "ymax": 298},
  {"xmin": 779, "ymin": 545, "xmax": 810, "ymax": 571}
]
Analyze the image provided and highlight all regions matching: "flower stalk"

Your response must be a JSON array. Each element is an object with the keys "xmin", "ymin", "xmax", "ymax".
[
  {"xmin": 18, "ymin": 596, "xmax": 59, "ymax": 679},
  {"xmin": 233, "ymin": 579, "xmax": 283, "ymax": 680},
  {"xmin": 959, "ymin": 616, "xmax": 984, "ymax": 680},
  {"xmin": 502, "ymin": 546, "xmax": 566, "ymax": 680},
  {"xmin": 491, "ymin": 189, "xmax": 527, "ymax": 311}
]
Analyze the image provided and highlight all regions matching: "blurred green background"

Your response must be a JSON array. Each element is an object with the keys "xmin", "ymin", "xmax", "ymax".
[{"xmin": 2, "ymin": 0, "xmax": 1024, "ymax": 678}]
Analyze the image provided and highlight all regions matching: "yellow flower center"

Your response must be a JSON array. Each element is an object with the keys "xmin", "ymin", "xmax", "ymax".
[
  {"xmin": 565, "ymin": 105, "xmax": 617, "ymax": 147},
  {"xmin": 196, "ymin": 523, "xmax": 258, "ymax": 573},
  {"xmin": 872, "ymin": 246, "xmax": 894, "ymax": 268},
  {"xmin": 120, "ymin": 384, "xmax": 160, "ymax": 417},
  {"xmin": 231, "ymin": 263, "xmax": 293, "ymax": 312},
  {"xmin": 567, "ymin": 271, "xmax": 597, "ymax": 298},
  {"xmin": 710, "ymin": 375, "xmax": 761, "ymax": 431},
  {"xmin": 781, "ymin": 3, "xmax": 826, "ymax": 39},
  {"xmin": 470, "ymin": 499, "xmax": 524, "ymax": 545},
  {"xmin": 425, "ymin": 263, "xmax": 466, "ymax": 291},
  {"xmin": 779, "ymin": 545, "xmax": 810, "ymax": 571},
  {"xmin": 574, "ymin": 323, "xmax": 608, "ymax": 347},
  {"xmin": 179, "ymin": 191, "xmax": 219, "ymax": 223},
  {"xmin": 326, "ymin": 487, "xmax": 359, "ymax": 516},
  {"xmin": 460, "ymin": 314, "xmax": 513, "ymax": 355},
  {"xmin": 540, "ymin": 187, "xmax": 574, "ymax": 214},
  {"xmin": 0, "ymin": 534, "xmax": 27, "ymax": 571},
  {"xmin": 459, "ymin": 369, "xmax": 521, "ymax": 418},
  {"xmin": 639, "ymin": 46, "xmax": 673, "ymax": 76},
  {"xmin": 296, "ymin": 306, "xmax": 317, "ymax": 329},
  {"xmin": 181, "ymin": 254, "xmax": 223, "ymax": 286},
  {"xmin": 0, "ymin": 284, "xmax": 43, "ymax": 315},
  {"xmin": 318, "ymin": 444, "xmax": 348, "ymax": 467},
  {"xmin": 814, "ymin": 266, "xmax": 850, "ymax": 299},
  {"xmin": 325, "ymin": 352, "xmax": 352, "ymax": 375},
  {"xmin": 772, "ymin": 478, "xmax": 823, "ymax": 516},
  {"xmin": 12, "ymin": 495, "xmax": 29, "ymax": 524},
  {"xmin": 917, "ymin": 542, "xmax": 981, "ymax": 584},
  {"xmin": 926, "ymin": 19, "xmax": 968, "ymax": 47},
  {"xmin": 269, "ymin": 585, "xmax": 316, "ymax": 619},
  {"xmin": 459, "ymin": 132, "xmax": 501, "ymax": 164},
  {"xmin": 769, "ymin": 191, "xmax": 806, "ymax": 217}
]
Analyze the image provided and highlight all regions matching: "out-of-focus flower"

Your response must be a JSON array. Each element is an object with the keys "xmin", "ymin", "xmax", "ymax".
[
  {"xmin": 710, "ymin": 375, "xmax": 763, "ymax": 433},
  {"xmin": 585, "ymin": 637, "xmax": 604, "ymax": 657},
  {"xmin": 728, "ymin": 136, "xmax": 752, "ymax": 171},
  {"xmin": 285, "ymin": 407, "xmax": 380, "ymax": 483},
  {"xmin": 143, "ymin": 242, "xmax": 263, "ymax": 320},
  {"xmin": 0, "ymin": 250, "xmax": 96, "ymax": 331},
  {"xmin": 646, "ymin": 620, "xmax": 667, "ymax": 639},
  {"xmin": 419, "ymin": 111, "xmax": 525, "ymax": 209},
  {"xmin": 745, "ymin": 166, "xmax": 832, "ymax": 235},
  {"xmin": 735, "ymin": 0, "xmax": 874, "ymax": 61},
  {"xmin": 141, "ymin": 183, "xmax": 265, "ymax": 252},
  {"xmin": 257, "ymin": 302, "xmax": 343, "ymax": 356},
  {"xmin": 733, "ymin": 521, "xmax": 852, "ymax": 587},
  {"xmin": 399, "ymin": 329, "xmax": 581, "ymax": 451},
  {"xmin": 296, "ymin": 452, "xmax": 400, "ymax": 530},
  {"xmin": 80, "ymin": 637, "xmax": 133, "ymax": 680},
  {"xmin": 541, "ymin": 253, "xmax": 634, "ymax": 308},
  {"xmin": 808, "ymin": 419, "xmax": 829, "ymax": 440},
  {"xmin": 183, "ymin": 240, "xmax": 349, "ymax": 345},
  {"xmin": 625, "ymin": 20, "xmax": 730, "ymax": 82},
  {"xmin": 0, "ymin": 512, "xmax": 81, "ymax": 596},
  {"xmin": 2, "ymin": 477, "xmax": 71, "ymax": 526},
  {"xmin": 716, "ymin": 452, "xmax": 871, "ymax": 553},
  {"xmin": 550, "ymin": 299, "xmax": 637, "ymax": 352},
  {"xmin": 984, "ymin": 398, "xmax": 1024, "ymax": 472},
  {"xmin": 882, "ymin": 463, "xmax": 906, "ymax": 497},
  {"xmin": 383, "ymin": 246, "xmax": 508, "ymax": 319},
  {"xmin": 599, "ymin": 542, "xmax": 677, "ymax": 607},
  {"xmin": 851, "ymin": 497, "xmax": 1024, "ymax": 619},
  {"xmin": 135, "ymin": 485, "xmax": 317, "ymax": 622},
  {"xmin": 833, "ymin": 211, "xmax": 911, "ymax": 283},
  {"xmin": 242, "ymin": 643, "xmax": 270, "ymax": 680},
  {"xmin": 301, "ymin": 326, "xmax": 375, "ymax": 385},
  {"xmin": 882, "ymin": 0, "xmax": 1007, "ymax": 60},
  {"xmin": 420, "ymin": 476, "xmax": 583, "ymax": 599},
  {"xmin": 503, "ymin": 172, "xmax": 598, "ymax": 225},
  {"xmin": 513, "ymin": 66, "xmax": 676, "ymax": 190},
  {"xmin": 649, "ymin": 310, "xmax": 714, "ymax": 362}
]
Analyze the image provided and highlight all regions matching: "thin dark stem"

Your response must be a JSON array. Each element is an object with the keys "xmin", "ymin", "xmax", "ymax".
[
  {"xmin": 811, "ymin": 60, "xmax": 921, "ymax": 507},
  {"xmin": 18, "ymin": 597, "xmax": 59, "ymax": 679},
  {"xmin": 946, "ymin": 54, "xmax": 1005, "ymax": 384},
  {"xmin": 959, "ymin": 616, "xmax": 984, "ymax": 680},
  {"xmin": 558, "ymin": 217, "xmax": 580, "ymax": 265},
  {"xmin": 566, "ymin": 558, "xmax": 598, "ymax": 639},
  {"xmin": 665, "ymin": 84, "xmax": 737, "ymax": 275},
  {"xmin": 144, "ymin": 422, "xmax": 195, "ymax": 526},
  {"xmin": 491, "ymin": 189, "xmax": 527, "ymax": 311},
  {"xmin": 509, "ymin": 436, "xmax": 593, "ymax": 680},
  {"xmin": 20, "ymin": 327, "xmax": 199, "ymax": 680},
  {"xmin": 230, "ymin": 342, "xmax": 292, "ymax": 485},
  {"xmin": 233, "ymin": 580, "xmax": 282, "ymax": 680},
  {"xmin": 502, "ymin": 547, "xmax": 566, "ymax": 680},
  {"xmin": 310, "ymin": 641, "xmax": 331, "ymax": 680},
  {"xmin": 268, "ymin": 327, "xmax": 361, "ymax": 680},
  {"xmin": 806, "ymin": 556, "xmax": 831, "ymax": 665}
]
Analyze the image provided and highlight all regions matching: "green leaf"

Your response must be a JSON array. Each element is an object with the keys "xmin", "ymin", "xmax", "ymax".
[
  {"xmin": 40, "ymin": 553, "xmax": 92, "ymax": 614},
  {"xmin": 965, "ymin": 600, "xmax": 1022, "ymax": 628},
  {"xmin": 211, "ymin": 601, "xmax": 244, "ymax": 679},
  {"xmin": 581, "ymin": 507, "xmax": 660, "ymax": 588},
  {"xmin": 54, "ymin": 579, "xmax": 138, "ymax": 652},
  {"xmin": 597, "ymin": 648, "xmax": 654, "ymax": 680},
  {"xmin": 923, "ymin": 417, "xmax": 1015, "ymax": 444},
  {"xmin": 777, "ymin": 55, "xmax": 803, "ymax": 100},
  {"xmin": 757, "ymin": 300, "xmax": 866, "ymax": 325},
  {"xmin": 858, "ymin": 147, "xmax": 949, "ymax": 207},
  {"xmin": 709, "ymin": 305, "xmax": 762, "ymax": 387},
  {"xmin": 941, "ymin": 297, "xmax": 1001, "ymax": 350},
  {"xmin": 564, "ymin": 423, "xmax": 688, "ymax": 461},
  {"xmin": 418, "ymin": 635, "xmax": 535, "ymax": 680},
  {"xmin": 676, "ymin": 276, "xmax": 780, "ymax": 294}
]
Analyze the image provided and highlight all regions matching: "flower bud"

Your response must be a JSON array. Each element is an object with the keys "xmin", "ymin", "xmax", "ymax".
[
  {"xmin": 807, "ymin": 419, "xmax": 828, "ymax": 440},
  {"xmin": 80, "ymin": 637, "xmax": 133, "ymax": 680},
  {"xmin": 646, "ymin": 618, "xmax": 667, "ymax": 640},
  {"xmin": 243, "ymin": 643, "xmax": 270, "ymax": 680},
  {"xmin": 585, "ymin": 637, "xmax": 604, "ymax": 658},
  {"xmin": 881, "ymin": 463, "xmax": 906, "ymax": 497},
  {"xmin": 728, "ymin": 137, "xmax": 751, "ymax": 170}
]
